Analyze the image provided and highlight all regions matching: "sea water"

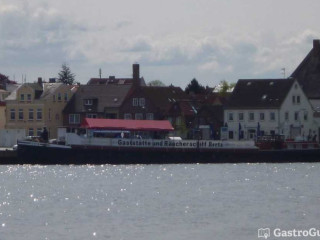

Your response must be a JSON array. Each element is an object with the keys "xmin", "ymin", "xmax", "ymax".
[{"xmin": 0, "ymin": 163, "xmax": 319, "ymax": 240}]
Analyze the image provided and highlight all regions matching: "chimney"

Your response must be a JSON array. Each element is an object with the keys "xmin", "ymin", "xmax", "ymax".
[
  {"xmin": 313, "ymin": 39, "xmax": 320, "ymax": 56},
  {"xmin": 38, "ymin": 77, "xmax": 43, "ymax": 85},
  {"xmin": 132, "ymin": 63, "xmax": 140, "ymax": 87}
]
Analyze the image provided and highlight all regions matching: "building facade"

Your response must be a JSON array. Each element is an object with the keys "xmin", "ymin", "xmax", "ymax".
[
  {"xmin": 5, "ymin": 79, "xmax": 76, "ymax": 138},
  {"xmin": 224, "ymin": 78, "xmax": 317, "ymax": 141}
]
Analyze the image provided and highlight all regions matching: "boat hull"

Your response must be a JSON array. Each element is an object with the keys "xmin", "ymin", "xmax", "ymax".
[{"xmin": 15, "ymin": 141, "xmax": 320, "ymax": 164}]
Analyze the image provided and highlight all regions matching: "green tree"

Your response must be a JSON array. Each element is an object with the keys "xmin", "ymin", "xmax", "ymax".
[
  {"xmin": 148, "ymin": 80, "xmax": 166, "ymax": 87},
  {"xmin": 218, "ymin": 80, "xmax": 235, "ymax": 95},
  {"xmin": 185, "ymin": 78, "xmax": 205, "ymax": 94},
  {"xmin": 58, "ymin": 63, "xmax": 75, "ymax": 85}
]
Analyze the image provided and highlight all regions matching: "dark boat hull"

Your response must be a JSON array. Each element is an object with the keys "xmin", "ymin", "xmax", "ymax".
[{"xmin": 15, "ymin": 142, "xmax": 320, "ymax": 165}]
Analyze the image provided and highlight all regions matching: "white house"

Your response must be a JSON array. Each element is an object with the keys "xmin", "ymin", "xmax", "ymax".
[{"xmin": 224, "ymin": 78, "xmax": 317, "ymax": 141}]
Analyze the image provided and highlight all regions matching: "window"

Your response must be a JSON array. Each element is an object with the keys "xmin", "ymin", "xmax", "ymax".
[
  {"xmin": 86, "ymin": 113, "xmax": 97, "ymax": 118},
  {"xmin": 270, "ymin": 112, "xmax": 275, "ymax": 121},
  {"xmin": 20, "ymin": 94, "xmax": 24, "ymax": 101},
  {"xmin": 58, "ymin": 93, "xmax": 62, "ymax": 101},
  {"xmin": 294, "ymin": 112, "xmax": 299, "ymax": 121},
  {"xmin": 132, "ymin": 98, "xmax": 139, "ymax": 106},
  {"xmin": 228, "ymin": 131, "xmax": 234, "ymax": 139},
  {"xmin": 124, "ymin": 113, "xmax": 132, "ymax": 120},
  {"xmin": 37, "ymin": 128, "xmax": 42, "ymax": 137},
  {"xmin": 238, "ymin": 113, "xmax": 244, "ymax": 121},
  {"xmin": 135, "ymin": 113, "xmax": 143, "ymax": 120},
  {"xmin": 228, "ymin": 113, "xmax": 234, "ymax": 121},
  {"xmin": 29, "ymin": 109, "xmax": 34, "ymax": 120},
  {"xmin": 27, "ymin": 94, "xmax": 31, "ymax": 101},
  {"xmin": 10, "ymin": 109, "xmax": 15, "ymax": 120},
  {"xmin": 64, "ymin": 93, "xmax": 68, "ymax": 102},
  {"xmin": 146, "ymin": 113, "xmax": 154, "ymax": 120},
  {"xmin": 285, "ymin": 112, "xmax": 289, "ymax": 121},
  {"xmin": 28, "ymin": 128, "xmax": 34, "ymax": 136},
  {"xmin": 292, "ymin": 96, "xmax": 296, "ymax": 104},
  {"xmin": 139, "ymin": 98, "xmax": 145, "ymax": 107},
  {"xmin": 260, "ymin": 113, "xmax": 265, "ymax": 121},
  {"xmin": 84, "ymin": 99, "xmax": 93, "ymax": 105},
  {"xmin": 48, "ymin": 108, "xmax": 51, "ymax": 120},
  {"xmin": 249, "ymin": 112, "xmax": 254, "ymax": 121},
  {"xmin": 304, "ymin": 112, "xmax": 308, "ymax": 121},
  {"xmin": 69, "ymin": 114, "xmax": 80, "ymax": 124},
  {"xmin": 297, "ymin": 96, "xmax": 300, "ymax": 104},
  {"xmin": 37, "ymin": 109, "xmax": 42, "ymax": 120},
  {"xmin": 18, "ymin": 109, "xmax": 23, "ymax": 120}
]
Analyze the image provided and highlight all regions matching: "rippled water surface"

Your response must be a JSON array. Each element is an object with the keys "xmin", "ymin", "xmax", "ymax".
[{"xmin": 0, "ymin": 163, "xmax": 319, "ymax": 240}]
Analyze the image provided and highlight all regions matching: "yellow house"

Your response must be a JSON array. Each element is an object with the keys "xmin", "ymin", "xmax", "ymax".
[
  {"xmin": 0, "ymin": 89, "xmax": 10, "ymax": 129},
  {"xmin": 5, "ymin": 79, "xmax": 77, "ymax": 138}
]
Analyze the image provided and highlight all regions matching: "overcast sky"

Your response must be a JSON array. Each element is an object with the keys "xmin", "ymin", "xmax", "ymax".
[{"xmin": 0, "ymin": 0, "xmax": 319, "ymax": 88}]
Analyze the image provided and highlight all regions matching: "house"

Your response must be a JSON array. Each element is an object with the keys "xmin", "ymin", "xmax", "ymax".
[
  {"xmin": 62, "ymin": 84, "xmax": 132, "ymax": 128},
  {"xmin": 224, "ymin": 78, "xmax": 316, "ymax": 140},
  {"xmin": 0, "ymin": 89, "xmax": 10, "ymax": 129},
  {"xmin": 119, "ymin": 86, "xmax": 192, "ymax": 138},
  {"xmin": 5, "ymin": 78, "xmax": 77, "ymax": 138},
  {"xmin": 62, "ymin": 64, "xmax": 143, "ymax": 128},
  {"xmin": 87, "ymin": 64, "xmax": 146, "ymax": 86},
  {"xmin": 290, "ymin": 39, "xmax": 320, "ymax": 101}
]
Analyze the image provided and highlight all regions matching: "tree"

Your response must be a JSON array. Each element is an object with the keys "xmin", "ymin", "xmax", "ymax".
[
  {"xmin": 185, "ymin": 78, "xmax": 206, "ymax": 94},
  {"xmin": 147, "ymin": 80, "xmax": 166, "ymax": 87},
  {"xmin": 58, "ymin": 63, "xmax": 75, "ymax": 85},
  {"xmin": 216, "ymin": 80, "xmax": 236, "ymax": 96},
  {"xmin": 0, "ymin": 73, "xmax": 9, "ymax": 82}
]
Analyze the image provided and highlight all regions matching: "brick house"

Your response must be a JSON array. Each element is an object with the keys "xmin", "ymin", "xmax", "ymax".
[
  {"xmin": 119, "ymin": 85, "xmax": 192, "ymax": 137},
  {"xmin": 63, "ymin": 64, "xmax": 142, "ymax": 128}
]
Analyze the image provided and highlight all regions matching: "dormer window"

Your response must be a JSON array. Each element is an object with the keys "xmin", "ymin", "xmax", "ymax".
[
  {"xmin": 27, "ymin": 94, "xmax": 31, "ymax": 101},
  {"xmin": 139, "ymin": 98, "xmax": 145, "ymax": 107},
  {"xmin": 20, "ymin": 94, "xmax": 25, "ymax": 101},
  {"xmin": 132, "ymin": 98, "xmax": 139, "ymax": 106},
  {"xmin": 58, "ymin": 93, "xmax": 62, "ymax": 101},
  {"xmin": 84, "ymin": 99, "xmax": 93, "ymax": 106}
]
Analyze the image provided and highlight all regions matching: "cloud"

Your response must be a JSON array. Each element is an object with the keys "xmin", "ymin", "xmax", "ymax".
[
  {"xmin": 0, "ymin": 1, "xmax": 88, "ymax": 67},
  {"xmin": 120, "ymin": 36, "xmax": 152, "ymax": 52}
]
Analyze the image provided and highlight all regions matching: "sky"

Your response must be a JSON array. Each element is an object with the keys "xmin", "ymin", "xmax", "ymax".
[{"xmin": 0, "ymin": 0, "xmax": 319, "ymax": 88}]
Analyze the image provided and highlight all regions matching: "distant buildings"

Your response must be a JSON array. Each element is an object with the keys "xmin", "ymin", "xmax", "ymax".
[{"xmin": 2, "ymin": 39, "xmax": 320, "ymax": 142}]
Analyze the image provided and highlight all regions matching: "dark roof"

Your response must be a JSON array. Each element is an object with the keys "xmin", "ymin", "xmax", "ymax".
[
  {"xmin": 87, "ymin": 77, "xmax": 146, "ymax": 86},
  {"xmin": 72, "ymin": 84, "xmax": 132, "ymax": 112},
  {"xmin": 166, "ymin": 100, "xmax": 196, "ymax": 117},
  {"xmin": 291, "ymin": 39, "xmax": 320, "ymax": 99},
  {"xmin": 226, "ymin": 78, "xmax": 295, "ymax": 109},
  {"xmin": 140, "ymin": 86, "xmax": 190, "ymax": 112}
]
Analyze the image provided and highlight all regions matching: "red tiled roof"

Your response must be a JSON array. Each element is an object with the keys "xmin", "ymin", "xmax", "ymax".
[{"xmin": 81, "ymin": 118, "xmax": 174, "ymax": 132}]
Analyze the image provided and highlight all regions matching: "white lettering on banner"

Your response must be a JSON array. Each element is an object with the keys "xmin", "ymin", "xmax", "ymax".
[{"xmin": 111, "ymin": 139, "xmax": 240, "ymax": 149}]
